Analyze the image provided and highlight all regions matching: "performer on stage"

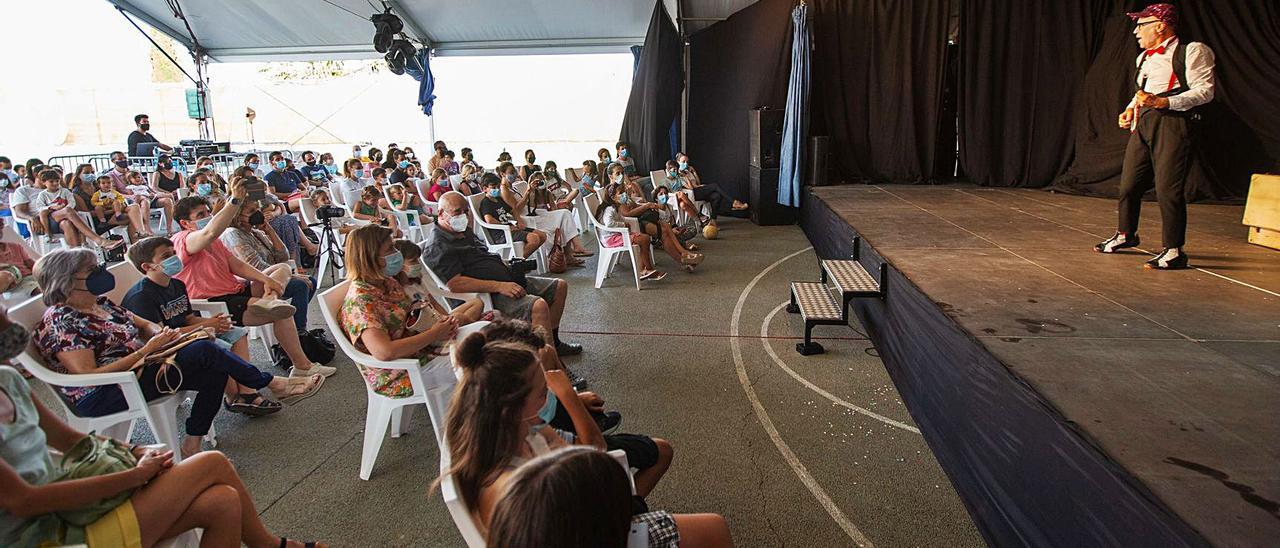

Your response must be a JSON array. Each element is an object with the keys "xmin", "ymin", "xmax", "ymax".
[{"xmin": 1094, "ymin": 3, "xmax": 1215, "ymax": 270}]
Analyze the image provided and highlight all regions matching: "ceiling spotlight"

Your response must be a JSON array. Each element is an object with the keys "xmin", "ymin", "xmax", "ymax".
[
  {"xmin": 385, "ymin": 38, "xmax": 416, "ymax": 75},
  {"xmin": 371, "ymin": 9, "xmax": 403, "ymax": 53}
]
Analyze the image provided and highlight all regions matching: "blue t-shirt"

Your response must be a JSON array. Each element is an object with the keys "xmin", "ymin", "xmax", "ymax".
[
  {"xmin": 299, "ymin": 164, "xmax": 330, "ymax": 182},
  {"xmin": 265, "ymin": 169, "xmax": 302, "ymax": 194}
]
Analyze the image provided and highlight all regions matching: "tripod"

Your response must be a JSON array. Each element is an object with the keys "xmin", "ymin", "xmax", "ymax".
[{"xmin": 311, "ymin": 218, "xmax": 345, "ymax": 288}]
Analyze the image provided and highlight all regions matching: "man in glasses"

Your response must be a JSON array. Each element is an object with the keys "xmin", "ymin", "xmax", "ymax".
[{"xmin": 1095, "ymin": 3, "xmax": 1215, "ymax": 270}]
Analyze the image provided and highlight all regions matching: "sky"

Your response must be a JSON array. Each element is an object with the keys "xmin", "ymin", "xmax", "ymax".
[{"xmin": 0, "ymin": 0, "xmax": 635, "ymax": 165}]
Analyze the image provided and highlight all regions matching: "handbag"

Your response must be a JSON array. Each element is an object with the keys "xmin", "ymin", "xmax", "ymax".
[
  {"xmin": 53, "ymin": 433, "xmax": 139, "ymax": 526},
  {"xmin": 137, "ymin": 329, "xmax": 214, "ymax": 395},
  {"xmin": 100, "ymin": 234, "xmax": 126, "ymax": 263},
  {"xmin": 271, "ymin": 329, "xmax": 336, "ymax": 368},
  {"xmin": 547, "ymin": 228, "xmax": 567, "ymax": 273}
]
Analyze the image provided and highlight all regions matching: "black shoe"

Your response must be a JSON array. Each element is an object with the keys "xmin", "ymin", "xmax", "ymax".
[
  {"xmin": 555, "ymin": 341, "xmax": 584, "ymax": 356},
  {"xmin": 563, "ymin": 367, "xmax": 588, "ymax": 390},
  {"xmin": 1094, "ymin": 232, "xmax": 1140, "ymax": 253},
  {"xmin": 596, "ymin": 411, "xmax": 623, "ymax": 435},
  {"xmin": 1144, "ymin": 248, "xmax": 1189, "ymax": 270}
]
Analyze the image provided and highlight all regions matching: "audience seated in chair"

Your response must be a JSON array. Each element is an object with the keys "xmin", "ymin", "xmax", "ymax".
[
  {"xmin": 220, "ymin": 199, "xmax": 316, "ymax": 302},
  {"xmin": 121, "ymin": 237, "xmax": 323, "ymax": 416},
  {"xmin": 33, "ymin": 169, "xmax": 121, "ymax": 250},
  {"xmin": 168, "ymin": 187, "xmax": 336, "ymax": 380},
  {"xmin": 352, "ymin": 186, "xmax": 401, "ymax": 237},
  {"xmin": 457, "ymin": 165, "xmax": 483, "ymax": 197},
  {"xmin": 605, "ymin": 181, "xmax": 704, "ymax": 273},
  {"xmin": 652, "ymin": 186, "xmax": 700, "ymax": 251},
  {"xmin": 518, "ymin": 149, "xmax": 542, "ymax": 182},
  {"xmin": 30, "ymin": 248, "xmax": 321, "ymax": 458},
  {"xmin": 595, "ymin": 185, "xmax": 664, "ymax": 282},
  {"xmin": 337, "ymin": 225, "xmax": 471, "ymax": 398},
  {"xmin": 265, "ymin": 151, "xmax": 307, "ymax": 213},
  {"xmin": 423, "ymin": 192, "xmax": 582, "ymax": 361},
  {"xmin": 478, "ymin": 174, "xmax": 546, "ymax": 260},
  {"xmin": 674, "ymin": 152, "xmax": 748, "ymax": 221},
  {"xmin": 337, "ymin": 158, "xmax": 368, "ymax": 207},
  {"xmin": 488, "ymin": 446, "xmax": 733, "ymax": 548},
  {"xmin": 0, "ymin": 325, "xmax": 327, "ymax": 548},
  {"xmin": 520, "ymin": 172, "xmax": 591, "ymax": 261}
]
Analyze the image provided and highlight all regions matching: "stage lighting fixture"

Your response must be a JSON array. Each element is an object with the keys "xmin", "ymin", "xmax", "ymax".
[
  {"xmin": 371, "ymin": 9, "xmax": 403, "ymax": 53},
  {"xmin": 385, "ymin": 38, "xmax": 416, "ymax": 75}
]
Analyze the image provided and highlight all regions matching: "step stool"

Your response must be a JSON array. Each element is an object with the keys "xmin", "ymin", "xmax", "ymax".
[{"xmin": 787, "ymin": 237, "xmax": 887, "ymax": 355}]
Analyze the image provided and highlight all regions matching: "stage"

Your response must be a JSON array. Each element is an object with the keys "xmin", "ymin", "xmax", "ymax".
[{"xmin": 799, "ymin": 185, "xmax": 1278, "ymax": 547}]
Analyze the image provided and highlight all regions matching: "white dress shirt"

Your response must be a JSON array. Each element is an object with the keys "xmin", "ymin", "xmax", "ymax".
[{"xmin": 1127, "ymin": 36, "xmax": 1216, "ymax": 112}]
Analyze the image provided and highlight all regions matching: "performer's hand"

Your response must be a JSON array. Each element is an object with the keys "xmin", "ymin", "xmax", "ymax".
[
  {"xmin": 1134, "ymin": 91, "xmax": 1168, "ymax": 109},
  {"xmin": 1118, "ymin": 108, "xmax": 1134, "ymax": 129}
]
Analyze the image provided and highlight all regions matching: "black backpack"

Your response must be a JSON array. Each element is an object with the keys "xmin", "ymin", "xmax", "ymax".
[{"xmin": 270, "ymin": 329, "xmax": 336, "ymax": 369}]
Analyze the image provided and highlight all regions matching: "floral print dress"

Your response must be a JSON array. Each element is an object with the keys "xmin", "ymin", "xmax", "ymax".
[
  {"xmin": 339, "ymin": 277, "xmax": 432, "ymax": 398},
  {"xmin": 34, "ymin": 298, "xmax": 143, "ymax": 406}
]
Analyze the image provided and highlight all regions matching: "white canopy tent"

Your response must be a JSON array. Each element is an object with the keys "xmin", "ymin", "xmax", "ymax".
[{"xmin": 104, "ymin": 0, "xmax": 759, "ymax": 62}]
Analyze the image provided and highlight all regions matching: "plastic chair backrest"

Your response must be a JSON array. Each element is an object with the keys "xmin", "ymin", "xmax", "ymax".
[
  {"xmin": 104, "ymin": 261, "xmax": 143, "ymax": 306},
  {"xmin": 1, "ymin": 222, "xmax": 40, "ymax": 258},
  {"xmin": 299, "ymin": 194, "xmax": 320, "ymax": 225}
]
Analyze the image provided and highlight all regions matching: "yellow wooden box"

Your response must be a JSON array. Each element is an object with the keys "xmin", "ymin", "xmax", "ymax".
[{"xmin": 1243, "ymin": 174, "xmax": 1280, "ymax": 250}]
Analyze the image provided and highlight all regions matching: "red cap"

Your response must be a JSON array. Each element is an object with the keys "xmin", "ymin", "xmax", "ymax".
[{"xmin": 1127, "ymin": 3, "xmax": 1178, "ymax": 31}]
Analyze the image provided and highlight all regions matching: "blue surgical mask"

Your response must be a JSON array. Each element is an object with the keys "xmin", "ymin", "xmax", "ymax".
[
  {"xmin": 678, "ymin": 161, "xmax": 688, "ymax": 171},
  {"xmin": 383, "ymin": 250, "xmax": 404, "ymax": 277},
  {"xmin": 658, "ymin": 194, "xmax": 669, "ymax": 205},
  {"xmin": 666, "ymin": 169, "xmax": 677, "ymax": 179},
  {"xmin": 438, "ymin": 178, "xmax": 449, "ymax": 188},
  {"xmin": 193, "ymin": 216, "xmax": 212, "ymax": 230},
  {"xmin": 325, "ymin": 164, "xmax": 337, "ymax": 174},
  {"xmin": 398, "ymin": 160, "xmax": 410, "ymax": 169},
  {"xmin": 196, "ymin": 183, "xmax": 213, "ymax": 196},
  {"xmin": 488, "ymin": 189, "xmax": 501, "ymax": 198},
  {"xmin": 274, "ymin": 161, "xmax": 287, "ymax": 170},
  {"xmin": 620, "ymin": 149, "xmax": 629, "ymax": 158},
  {"xmin": 531, "ymin": 389, "xmax": 558, "ymax": 430},
  {"xmin": 80, "ymin": 174, "xmax": 96, "ymax": 183},
  {"xmin": 618, "ymin": 193, "xmax": 630, "ymax": 204},
  {"xmin": 248, "ymin": 162, "xmax": 260, "ymax": 170},
  {"xmin": 159, "ymin": 254, "xmax": 183, "ymax": 277},
  {"xmin": 354, "ymin": 169, "xmax": 365, "ymax": 178}
]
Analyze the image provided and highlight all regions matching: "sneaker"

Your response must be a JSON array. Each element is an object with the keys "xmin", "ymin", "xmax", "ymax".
[
  {"xmin": 290, "ymin": 362, "xmax": 338, "ymax": 378},
  {"xmin": 244, "ymin": 299, "xmax": 296, "ymax": 325},
  {"xmin": 596, "ymin": 411, "xmax": 623, "ymax": 435},
  {"xmin": 555, "ymin": 341, "xmax": 583, "ymax": 356},
  {"xmin": 1094, "ymin": 232, "xmax": 1140, "ymax": 253},
  {"xmin": 563, "ymin": 366, "xmax": 588, "ymax": 390},
  {"xmin": 1144, "ymin": 247, "xmax": 1189, "ymax": 270}
]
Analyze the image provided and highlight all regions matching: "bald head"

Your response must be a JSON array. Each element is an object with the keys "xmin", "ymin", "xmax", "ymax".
[{"xmin": 436, "ymin": 191, "xmax": 471, "ymax": 233}]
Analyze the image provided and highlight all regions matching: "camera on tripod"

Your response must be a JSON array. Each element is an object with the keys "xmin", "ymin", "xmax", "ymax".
[{"xmin": 316, "ymin": 205, "xmax": 346, "ymax": 220}]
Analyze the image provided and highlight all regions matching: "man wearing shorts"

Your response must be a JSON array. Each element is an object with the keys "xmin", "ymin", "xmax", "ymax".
[
  {"xmin": 477, "ymin": 173, "xmax": 546, "ymax": 260},
  {"xmin": 424, "ymin": 191, "xmax": 582, "ymax": 360}
]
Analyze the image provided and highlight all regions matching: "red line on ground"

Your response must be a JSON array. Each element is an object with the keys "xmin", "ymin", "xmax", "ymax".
[{"xmin": 560, "ymin": 329, "xmax": 868, "ymax": 342}]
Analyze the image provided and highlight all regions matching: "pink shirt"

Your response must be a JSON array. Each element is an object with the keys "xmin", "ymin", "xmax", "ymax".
[
  {"xmin": 107, "ymin": 169, "xmax": 130, "ymax": 193},
  {"xmin": 171, "ymin": 229, "xmax": 245, "ymax": 299}
]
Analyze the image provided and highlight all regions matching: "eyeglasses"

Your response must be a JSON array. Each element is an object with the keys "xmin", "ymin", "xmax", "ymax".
[{"xmin": 1134, "ymin": 20, "xmax": 1160, "ymax": 28}]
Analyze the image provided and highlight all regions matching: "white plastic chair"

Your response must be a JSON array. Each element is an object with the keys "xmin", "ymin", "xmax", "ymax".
[
  {"xmin": 583, "ymin": 194, "xmax": 643, "ymax": 291},
  {"xmin": 416, "ymin": 254, "xmax": 494, "ymax": 312},
  {"xmin": 319, "ymin": 280, "xmax": 488, "ymax": 480},
  {"xmin": 12, "ymin": 211, "xmax": 101, "ymax": 255},
  {"xmin": 649, "ymin": 169, "xmax": 709, "ymax": 225},
  {"xmin": 188, "ymin": 299, "xmax": 277, "ymax": 356},
  {"xmin": 380, "ymin": 184, "xmax": 424, "ymax": 241},
  {"xmin": 10, "ymin": 297, "xmax": 210, "ymax": 463},
  {"xmin": 414, "ymin": 178, "xmax": 440, "ymax": 218},
  {"xmin": 464, "ymin": 193, "xmax": 546, "ymax": 273}
]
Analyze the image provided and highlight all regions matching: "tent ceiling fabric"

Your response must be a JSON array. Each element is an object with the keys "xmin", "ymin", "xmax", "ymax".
[
  {"xmin": 105, "ymin": 0, "xmax": 761, "ymax": 62},
  {"xmin": 107, "ymin": 0, "xmax": 649, "ymax": 61}
]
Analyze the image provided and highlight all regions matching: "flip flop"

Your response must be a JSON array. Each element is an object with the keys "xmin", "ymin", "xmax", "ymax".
[{"xmin": 277, "ymin": 375, "xmax": 325, "ymax": 405}]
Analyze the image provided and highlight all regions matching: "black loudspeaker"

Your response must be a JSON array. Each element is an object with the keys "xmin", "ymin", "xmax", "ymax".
[
  {"xmin": 749, "ymin": 108, "xmax": 784, "ymax": 169},
  {"xmin": 749, "ymin": 166, "xmax": 798, "ymax": 226},
  {"xmin": 807, "ymin": 136, "xmax": 830, "ymax": 186}
]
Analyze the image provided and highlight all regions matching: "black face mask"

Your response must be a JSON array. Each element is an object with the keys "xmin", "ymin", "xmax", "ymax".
[
  {"xmin": 527, "ymin": 157, "xmax": 536, "ymax": 164},
  {"xmin": 159, "ymin": 162, "xmax": 172, "ymax": 170},
  {"xmin": 115, "ymin": 160, "xmax": 129, "ymax": 168},
  {"xmin": 248, "ymin": 211, "xmax": 265, "ymax": 226},
  {"xmin": 80, "ymin": 265, "xmax": 116, "ymax": 296},
  {"xmin": 306, "ymin": 160, "xmax": 316, "ymax": 166},
  {"xmin": 139, "ymin": 123, "xmax": 150, "ymax": 131}
]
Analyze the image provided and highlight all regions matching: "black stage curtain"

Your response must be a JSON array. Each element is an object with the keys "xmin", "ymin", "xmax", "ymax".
[
  {"xmin": 1052, "ymin": 0, "xmax": 1279, "ymax": 200},
  {"xmin": 686, "ymin": 0, "xmax": 794, "ymax": 200},
  {"xmin": 811, "ymin": 0, "xmax": 953, "ymax": 184},
  {"xmin": 619, "ymin": 0, "xmax": 683, "ymax": 175},
  {"xmin": 959, "ymin": 1, "xmax": 1114, "ymax": 187}
]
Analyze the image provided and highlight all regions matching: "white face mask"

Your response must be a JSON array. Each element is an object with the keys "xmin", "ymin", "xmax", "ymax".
[{"xmin": 446, "ymin": 213, "xmax": 469, "ymax": 232}]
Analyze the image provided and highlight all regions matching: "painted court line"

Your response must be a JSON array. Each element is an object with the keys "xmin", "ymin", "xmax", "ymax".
[
  {"xmin": 731, "ymin": 246, "xmax": 875, "ymax": 547},
  {"xmin": 760, "ymin": 302, "xmax": 920, "ymax": 434}
]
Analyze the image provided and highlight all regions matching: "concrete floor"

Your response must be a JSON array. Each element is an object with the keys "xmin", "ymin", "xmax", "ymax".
[{"xmin": 42, "ymin": 218, "xmax": 982, "ymax": 547}]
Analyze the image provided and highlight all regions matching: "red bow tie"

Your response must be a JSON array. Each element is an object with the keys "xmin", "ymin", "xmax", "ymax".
[{"xmin": 1144, "ymin": 45, "xmax": 1166, "ymax": 57}]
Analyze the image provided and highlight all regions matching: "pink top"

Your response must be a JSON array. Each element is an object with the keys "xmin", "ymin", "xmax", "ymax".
[
  {"xmin": 0, "ymin": 242, "xmax": 35, "ymax": 276},
  {"xmin": 171, "ymin": 229, "xmax": 245, "ymax": 299}
]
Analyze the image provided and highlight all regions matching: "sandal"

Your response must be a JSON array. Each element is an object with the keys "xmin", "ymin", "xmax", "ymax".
[
  {"xmin": 99, "ymin": 238, "xmax": 125, "ymax": 249},
  {"xmin": 223, "ymin": 393, "xmax": 283, "ymax": 416},
  {"xmin": 276, "ymin": 374, "xmax": 325, "ymax": 405},
  {"xmin": 572, "ymin": 249, "xmax": 594, "ymax": 257},
  {"xmin": 279, "ymin": 537, "xmax": 320, "ymax": 548}
]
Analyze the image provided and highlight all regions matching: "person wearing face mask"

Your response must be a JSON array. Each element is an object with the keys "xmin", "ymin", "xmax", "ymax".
[
  {"xmin": 456, "ymin": 164, "xmax": 483, "ymax": 197},
  {"xmin": 459, "ymin": 147, "xmax": 481, "ymax": 173},
  {"xmin": 364, "ymin": 147, "xmax": 384, "ymax": 173},
  {"xmin": 428, "ymin": 140, "xmax": 448, "ymax": 172},
  {"xmin": 220, "ymin": 200, "xmax": 315, "ymax": 309},
  {"xmin": 126, "ymin": 113, "xmax": 172, "ymax": 157},
  {"xmin": 336, "ymin": 157, "xmax": 369, "ymax": 207},
  {"xmin": 521, "ymin": 172, "xmax": 591, "ymax": 261},
  {"xmin": 148, "ymin": 155, "xmax": 183, "ymax": 234},
  {"xmin": 432, "ymin": 321, "xmax": 608, "ymax": 535},
  {"xmin": 391, "ymin": 239, "xmax": 487, "ymax": 326},
  {"xmin": 605, "ymin": 181, "xmax": 704, "ymax": 272},
  {"xmin": 597, "ymin": 147, "xmax": 614, "ymax": 174},
  {"xmin": 519, "ymin": 149, "xmax": 542, "ymax": 181},
  {"xmin": 185, "ymin": 170, "xmax": 227, "ymax": 213},
  {"xmin": 673, "ymin": 153, "xmax": 748, "ymax": 220},
  {"xmin": 318, "ymin": 152, "xmax": 338, "ymax": 177},
  {"xmin": 242, "ymin": 153, "xmax": 266, "ymax": 178},
  {"xmin": 424, "ymin": 191, "xmax": 583, "ymax": 360},
  {"xmin": 0, "ymin": 157, "xmax": 18, "ymax": 189},
  {"xmin": 31, "ymin": 248, "xmax": 320, "ymax": 458},
  {"xmin": 337, "ymin": 225, "xmax": 465, "ymax": 399},
  {"xmin": 32, "ymin": 170, "xmax": 122, "ymax": 250},
  {"xmin": 297, "ymin": 151, "xmax": 330, "ymax": 183},
  {"xmin": 424, "ymin": 167, "xmax": 454, "ymax": 203},
  {"xmin": 478, "ymin": 173, "xmax": 546, "ymax": 260},
  {"xmin": 122, "ymin": 237, "xmax": 320, "ymax": 415},
  {"xmin": 264, "ymin": 151, "xmax": 306, "ymax": 213},
  {"xmin": 170, "ymin": 182, "xmax": 336, "ymax": 380}
]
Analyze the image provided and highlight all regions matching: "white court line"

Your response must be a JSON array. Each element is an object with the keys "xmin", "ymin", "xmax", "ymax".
[
  {"xmin": 731, "ymin": 246, "xmax": 875, "ymax": 547},
  {"xmin": 761, "ymin": 302, "xmax": 921, "ymax": 434}
]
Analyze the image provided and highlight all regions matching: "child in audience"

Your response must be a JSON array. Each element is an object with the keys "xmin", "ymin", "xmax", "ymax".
[
  {"xmin": 542, "ymin": 163, "xmax": 580, "ymax": 209},
  {"xmin": 425, "ymin": 168, "xmax": 452, "ymax": 203},
  {"xmin": 370, "ymin": 167, "xmax": 389, "ymax": 191},
  {"xmin": 441, "ymin": 150, "xmax": 460, "ymax": 175},
  {"xmin": 653, "ymin": 185, "xmax": 700, "ymax": 251},
  {"xmin": 388, "ymin": 182, "xmax": 427, "ymax": 216},
  {"xmin": 457, "ymin": 164, "xmax": 482, "ymax": 196},
  {"xmin": 596, "ymin": 184, "xmax": 664, "ymax": 282},
  {"xmin": 90, "ymin": 174, "xmax": 128, "ymax": 225},
  {"xmin": 580, "ymin": 160, "xmax": 601, "ymax": 194},
  {"xmin": 391, "ymin": 239, "xmax": 487, "ymax": 330},
  {"xmin": 187, "ymin": 170, "xmax": 227, "ymax": 212},
  {"xmin": 0, "ymin": 218, "xmax": 38, "ymax": 298},
  {"xmin": 263, "ymin": 200, "xmax": 319, "ymax": 268},
  {"xmin": 353, "ymin": 186, "xmax": 400, "ymax": 237},
  {"xmin": 124, "ymin": 170, "xmax": 154, "ymax": 206},
  {"xmin": 309, "ymin": 189, "xmax": 363, "ymax": 235},
  {"xmin": 488, "ymin": 446, "xmax": 733, "ymax": 548},
  {"xmin": 337, "ymin": 157, "xmax": 367, "ymax": 207},
  {"xmin": 460, "ymin": 147, "xmax": 481, "ymax": 173},
  {"xmin": 33, "ymin": 170, "xmax": 120, "ymax": 249},
  {"xmin": 0, "ymin": 172, "xmax": 13, "ymax": 217}
]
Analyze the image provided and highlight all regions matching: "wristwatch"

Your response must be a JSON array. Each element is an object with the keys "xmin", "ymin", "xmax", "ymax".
[{"xmin": 229, "ymin": 197, "xmax": 242, "ymax": 206}]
